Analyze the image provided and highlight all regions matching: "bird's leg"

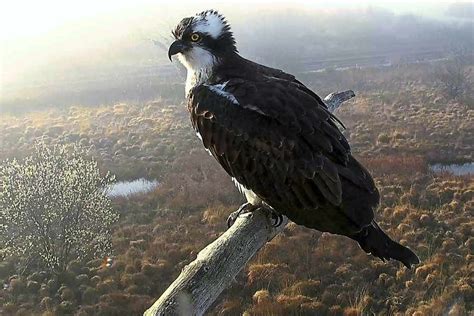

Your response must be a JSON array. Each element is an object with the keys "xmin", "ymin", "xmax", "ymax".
[
  {"xmin": 227, "ymin": 202, "xmax": 261, "ymax": 228},
  {"xmin": 227, "ymin": 203, "xmax": 284, "ymax": 228}
]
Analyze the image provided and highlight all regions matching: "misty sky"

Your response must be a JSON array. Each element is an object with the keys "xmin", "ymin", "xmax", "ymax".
[
  {"xmin": 0, "ymin": 0, "xmax": 470, "ymax": 41},
  {"xmin": 0, "ymin": 0, "xmax": 472, "ymax": 95}
]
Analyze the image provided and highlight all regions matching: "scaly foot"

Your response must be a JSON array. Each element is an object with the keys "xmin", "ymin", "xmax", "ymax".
[
  {"xmin": 227, "ymin": 203, "xmax": 284, "ymax": 228},
  {"xmin": 227, "ymin": 202, "xmax": 260, "ymax": 228}
]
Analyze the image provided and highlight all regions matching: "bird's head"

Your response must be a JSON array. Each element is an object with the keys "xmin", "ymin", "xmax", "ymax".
[{"xmin": 168, "ymin": 10, "xmax": 236, "ymax": 71}]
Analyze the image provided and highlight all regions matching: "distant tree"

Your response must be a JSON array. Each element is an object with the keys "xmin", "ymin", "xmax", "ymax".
[
  {"xmin": 435, "ymin": 50, "xmax": 472, "ymax": 100},
  {"xmin": 0, "ymin": 143, "xmax": 118, "ymax": 273}
]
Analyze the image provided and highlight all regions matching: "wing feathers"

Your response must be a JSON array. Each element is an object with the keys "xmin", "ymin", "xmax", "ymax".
[{"xmin": 189, "ymin": 79, "xmax": 377, "ymax": 234}]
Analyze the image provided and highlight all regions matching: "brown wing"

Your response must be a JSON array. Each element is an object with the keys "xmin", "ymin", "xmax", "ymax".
[{"xmin": 188, "ymin": 78, "xmax": 378, "ymax": 234}]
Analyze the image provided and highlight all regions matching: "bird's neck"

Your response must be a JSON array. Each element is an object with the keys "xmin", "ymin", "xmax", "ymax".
[
  {"xmin": 179, "ymin": 47, "xmax": 220, "ymax": 97},
  {"xmin": 184, "ymin": 69, "xmax": 212, "ymax": 97}
]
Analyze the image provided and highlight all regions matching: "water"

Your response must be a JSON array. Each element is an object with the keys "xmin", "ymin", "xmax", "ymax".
[
  {"xmin": 430, "ymin": 163, "xmax": 474, "ymax": 176},
  {"xmin": 301, "ymin": 52, "xmax": 449, "ymax": 74},
  {"xmin": 106, "ymin": 178, "xmax": 159, "ymax": 198}
]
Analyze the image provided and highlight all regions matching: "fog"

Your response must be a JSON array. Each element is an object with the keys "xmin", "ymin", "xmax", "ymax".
[{"xmin": 0, "ymin": 1, "xmax": 472, "ymax": 110}]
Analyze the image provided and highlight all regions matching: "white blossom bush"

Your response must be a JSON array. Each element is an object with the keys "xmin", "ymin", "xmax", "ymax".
[{"xmin": 0, "ymin": 143, "xmax": 118, "ymax": 272}]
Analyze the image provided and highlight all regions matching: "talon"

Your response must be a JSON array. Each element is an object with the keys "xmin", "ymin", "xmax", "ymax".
[
  {"xmin": 227, "ymin": 203, "xmax": 282, "ymax": 228},
  {"xmin": 227, "ymin": 202, "xmax": 255, "ymax": 228},
  {"xmin": 270, "ymin": 211, "xmax": 284, "ymax": 227},
  {"xmin": 226, "ymin": 216, "xmax": 234, "ymax": 228},
  {"xmin": 256, "ymin": 205, "xmax": 284, "ymax": 227}
]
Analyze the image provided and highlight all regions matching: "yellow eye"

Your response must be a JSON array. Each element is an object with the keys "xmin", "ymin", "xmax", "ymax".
[{"xmin": 190, "ymin": 33, "xmax": 200, "ymax": 42}]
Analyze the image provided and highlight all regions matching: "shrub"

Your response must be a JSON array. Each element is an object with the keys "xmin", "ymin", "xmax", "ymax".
[
  {"xmin": 0, "ymin": 143, "xmax": 119, "ymax": 272},
  {"xmin": 253, "ymin": 290, "xmax": 271, "ymax": 304},
  {"xmin": 56, "ymin": 300, "xmax": 75, "ymax": 315},
  {"xmin": 40, "ymin": 296, "xmax": 53, "ymax": 310},
  {"xmin": 26, "ymin": 280, "xmax": 40, "ymax": 293},
  {"xmin": 81, "ymin": 287, "xmax": 99, "ymax": 305},
  {"xmin": 283, "ymin": 280, "xmax": 321, "ymax": 297},
  {"xmin": 218, "ymin": 298, "xmax": 243, "ymax": 315},
  {"xmin": 435, "ymin": 57, "xmax": 471, "ymax": 100},
  {"xmin": 247, "ymin": 263, "xmax": 294, "ymax": 291}
]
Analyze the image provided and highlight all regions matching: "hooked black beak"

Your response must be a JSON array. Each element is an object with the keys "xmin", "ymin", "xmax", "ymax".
[{"xmin": 168, "ymin": 40, "xmax": 187, "ymax": 61}]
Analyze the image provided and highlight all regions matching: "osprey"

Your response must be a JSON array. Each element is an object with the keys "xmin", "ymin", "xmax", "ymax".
[{"xmin": 168, "ymin": 10, "xmax": 419, "ymax": 268}]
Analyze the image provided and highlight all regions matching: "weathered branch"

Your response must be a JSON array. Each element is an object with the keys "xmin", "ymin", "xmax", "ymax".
[
  {"xmin": 144, "ymin": 90, "xmax": 355, "ymax": 316},
  {"xmin": 324, "ymin": 90, "xmax": 355, "ymax": 113}
]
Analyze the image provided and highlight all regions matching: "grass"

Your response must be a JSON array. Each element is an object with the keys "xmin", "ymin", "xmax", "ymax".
[{"xmin": 0, "ymin": 61, "xmax": 472, "ymax": 315}]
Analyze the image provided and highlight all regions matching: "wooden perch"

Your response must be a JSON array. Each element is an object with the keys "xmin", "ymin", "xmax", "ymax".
[{"xmin": 144, "ymin": 90, "xmax": 355, "ymax": 316}]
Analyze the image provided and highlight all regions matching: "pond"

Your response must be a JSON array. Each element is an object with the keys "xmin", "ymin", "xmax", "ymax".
[
  {"xmin": 106, "ymin": 178, "xmax": 160, "ymax": 198},
  {"xmin": 429, "ymin": 162, "xmax": 474, "ymax": 176}
]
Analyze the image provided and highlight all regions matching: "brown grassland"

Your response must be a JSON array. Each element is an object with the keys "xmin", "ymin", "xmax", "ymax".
[{"xmin": 0, "ymin": 63, "xmax": 472, "ymax": 315}]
